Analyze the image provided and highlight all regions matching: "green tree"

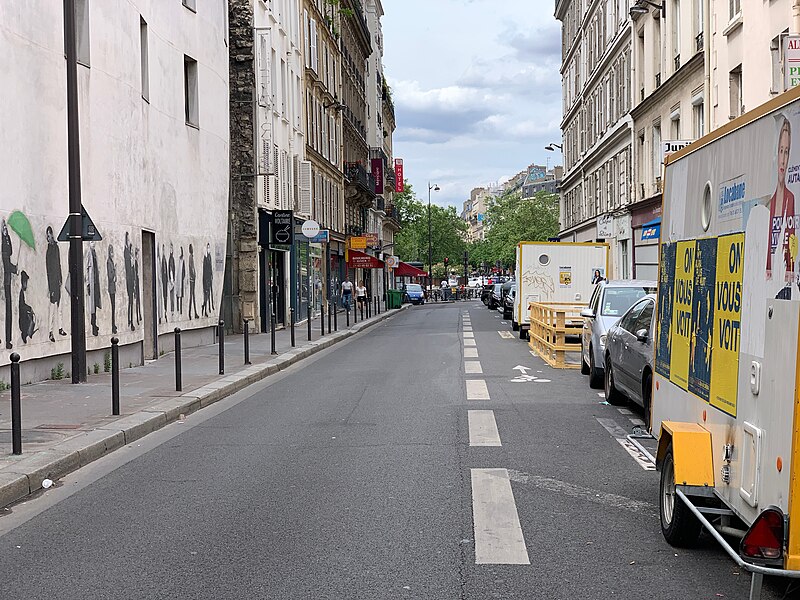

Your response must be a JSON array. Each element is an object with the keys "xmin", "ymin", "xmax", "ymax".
[
  {"xmin": 472, "ymin": 190, "xmax": 559, "ymax": 268},
  {"xmin": 394, "ymin": 182, "xmax": 468, "ymax": 271}
]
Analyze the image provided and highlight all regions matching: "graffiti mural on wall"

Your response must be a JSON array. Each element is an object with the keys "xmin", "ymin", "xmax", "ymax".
[{"xmin": 0, "ymin": 211, "xmax": 224, "ymax": 363}]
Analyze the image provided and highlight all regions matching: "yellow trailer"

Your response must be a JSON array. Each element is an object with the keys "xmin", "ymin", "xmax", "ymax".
[{"xmin": 653, "ymin": 85, "xmax": 800, "ymax": 597}]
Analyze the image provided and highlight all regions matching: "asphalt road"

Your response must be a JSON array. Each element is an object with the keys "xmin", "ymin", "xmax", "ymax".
[{"xmin": 0, "ymin": 301, "xmax": 790, "ymax": 599}]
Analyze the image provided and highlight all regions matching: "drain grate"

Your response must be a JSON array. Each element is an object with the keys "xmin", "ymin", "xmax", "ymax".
[{"xmin": 34, "ymin": 424, "xmax": 83, "ymax": 430}]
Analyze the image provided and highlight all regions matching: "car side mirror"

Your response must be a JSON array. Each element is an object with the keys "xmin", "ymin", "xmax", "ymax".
[
  {"xmin": 636, "ymin": 328, "xmax": 649, "ymax": 342},
  {"xmin": 580, "ymin": 308, "xmax": 595, "ymax": 319}
]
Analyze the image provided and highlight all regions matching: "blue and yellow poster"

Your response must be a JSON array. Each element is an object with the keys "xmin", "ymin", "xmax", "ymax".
[
  {"xmin": 709, "ymin": 233, "xmax": 744, "ymax": 417},
  {"xmin": 669, "ymin": 241, "xmax": 696, "ymax": 390},
  {"xmin": 655, "ymin": 243, "xmax": 676, "ymax": 378},
  {"xmin": 688, "ymin": 238, "xmax": 717, "ymax": 401}
]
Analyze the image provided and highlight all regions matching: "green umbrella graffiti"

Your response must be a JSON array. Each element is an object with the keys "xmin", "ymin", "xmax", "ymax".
[{"xmin": 7, "ymin": 210, "xmax": 35, "ymax": 250}]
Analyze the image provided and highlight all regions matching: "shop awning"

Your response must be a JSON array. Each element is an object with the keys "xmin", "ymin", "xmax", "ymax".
[
  {"xmin": 347, "ymin": 250, "xmax": 384, "ymax": 269},
  {"xmin": 394, "ymin": 261, "xmax": 428, "ymax": 277}
]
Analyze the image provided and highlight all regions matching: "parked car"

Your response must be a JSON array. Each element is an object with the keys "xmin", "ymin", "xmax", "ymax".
[
  {"xmin": 403, "ymin": 283, "xmax": 425, "ymax": 305},
  {"xmin": 580, "ymin": 279, "xmax": 657, "ymax": 388},
  {"xmin": 467, "ymin": 277, "xmax": 482, "ymax": 288},
  {"xmin": 603, "ymin": 294, "xmax": 656, "ymax": 423},
  {"xmin": 487, "ymin": 283, "xmax": 503, "ymax": 309},
  {"xmin": 481, "ymin": 284, "xmax": 494, "ymax": 305},
  {"xmin": 502, "ymin": 284, "xmax": 516, "ymax": 320}
]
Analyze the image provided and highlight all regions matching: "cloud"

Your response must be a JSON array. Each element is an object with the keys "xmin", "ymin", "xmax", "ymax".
[{"xmin": 503, "ymin": 22, "xmax": 562, "ymax": 62}]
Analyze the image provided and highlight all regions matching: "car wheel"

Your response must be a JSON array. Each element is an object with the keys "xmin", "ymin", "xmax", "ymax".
[
  {"xmin": 503, "ymin": 309, "xmax": 511, "ymax": 320},
  {"xmin": 642, "ymin": 371, "xmax": 652, "ymax": 428},
  {"xmin": 588, "ymin": 346, "xmax": 603, "ymax": 389},
  {"xmin": 603, "ymin": 355, "xmax": 625, "ymax": 405},
  {"xmin": 512, "ymin": 319, "xmax": 519, "ymax": 331},
  {"xmin": 519, "ymin": 327, "xmax": 527, "ymax": 340},
  {"xmin": 660, "ymin": 446, "xmax": 702, "ymax": 547},
  {"xmin": 580, "ymin": 342, "xmax": 590, "ymax": 375}
]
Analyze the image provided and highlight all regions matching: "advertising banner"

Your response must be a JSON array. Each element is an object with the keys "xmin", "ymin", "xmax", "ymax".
[
  {"xmin": 371, "ymin": 158, "xmax": 384, "ymax": 194},
  {"xmin": 687, "ymin": 238, "xmax": 717, "ymax": 401},
  {"xmin": 655, "ymin": 243, "xmax": 676, "ymax": 378},
  {"xmin": 394, "ymin": 159, "xmax": 403, "ymax": 193},
  {"xmin": 365, "ymin": 233, "xmax": 379, "ymax": 248},
  {"xmin": 349, "ymin": 236, "xmax": 367, "ymax": 250},
  {"xmin": 709, "ymin": 233, "xmax": 744, "ymax": 417},
  {"xmin": 669, "ymin": 240, "xmax": 696, "ymax": 390}
]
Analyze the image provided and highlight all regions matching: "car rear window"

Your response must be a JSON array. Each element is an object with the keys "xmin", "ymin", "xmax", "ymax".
[
  {"xmin": 600, "ymin": 287, "xmax": 651, "ymax": 316},
  {"xmin": 406, "ymin": 284, "xmax": 422, "ymax": 292}
]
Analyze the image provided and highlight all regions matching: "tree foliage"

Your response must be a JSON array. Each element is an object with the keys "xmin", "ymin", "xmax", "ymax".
[
  {"xmin": 394, "ymin": 182, "xmax": 468, "ymax": 269},
  {"xmin": 468, "ymin": 190, "xmax": 559, "ymax": 268}
]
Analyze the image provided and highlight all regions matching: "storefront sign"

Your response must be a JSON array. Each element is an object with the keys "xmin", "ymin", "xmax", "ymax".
[
  {"xmin": 270, "ymin": 210, "xmax": 294, "ymax": 246},
  {"xmin": 365, "ymin": 233, "xmax": 379, "ymax": 248},
  {"xmin": 371, "ymin": 158, "xmax": 384, "ymax": 194},
  {"xmin": 596, "ymin": 214, "xmax": 613, "ymax": 238},
  {"xmin": 641, "ymin": 222, "xmax": 660, "ymax": 241},
  {"xmin": 349, "ymin": 236, "xmax": 367, "ymax": 250},
  {"xmin": 662, "ymin": 140, "xmax": 693, "ymax": 163},
  {"xmin": 785, "ymin": 35, "xmax": 800, "ymax": 89},
  {"xmin": 301, "ymin": 219, "xmax": 320, "ymax": 238},
  {"xmin": 308, "ymin": 230, "xmax": 329, "ymax": 243},
  {"xmin": 394, "ymin": 159, "xmax": 404, "ymax": 193},
  {"xmin": 385, "ymin": 255, "xmax": 399, "ymax": 268},
  {"xmin": 347, "ymin": 250, "xmax": 384, "ymax": 269}
]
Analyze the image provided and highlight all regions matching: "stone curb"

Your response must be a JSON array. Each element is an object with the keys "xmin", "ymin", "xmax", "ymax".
[{"xmin": 0, "ymin": 304, "xmax": 409, "ymax": 508}]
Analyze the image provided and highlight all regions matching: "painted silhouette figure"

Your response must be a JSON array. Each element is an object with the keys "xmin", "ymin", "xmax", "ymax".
[
  {"xmin": 124, "ymin": 232, "xmax": 134, "ymax": 331},
  {"xmin": 2, "ymin": 220, "xmax": 18, "ymax": 349},
  {"xmin": 188, "ymin": 243, "xmax": 198, "ymax": 319},
  {"xmin": 86, "ymin": 240, "xmax": 101, "ymax": 336},
  {"xmin": 18, "ymin": 271, "xmax": 35, "ymax": 343},
  {"xmin": 107, "ymin": 245, "xmax": 117, "ymax": 334},
  {"xmin": 160, "ymin": 244, "xmax": 168, "ymax": 322},
  {"xmin": 176, "ymin": 246, "xmax": 185, "ymax": 315},
  {"xmin": 168, "ymin": 242, "xmax": 175, "ymax": 317},
  {"xmin": 134, "ymin": 246, "xmax": 141, "ymax": 324},
  {"xmin": 46, "ymin": 226, "xmax": 66, "ymax": 342},
  {"xmin": 202, "ymin": 242, "xmax": 212, "ymax": 317}
]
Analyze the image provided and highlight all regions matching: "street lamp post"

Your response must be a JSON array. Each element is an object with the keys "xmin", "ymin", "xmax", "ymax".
[
  {"xmin": 544, "ymin": 143, "xmax": 563, "ymax": 152},
  {"xmin": 428, "ymin": 182, "xmax": 439, "ymax": 291}
]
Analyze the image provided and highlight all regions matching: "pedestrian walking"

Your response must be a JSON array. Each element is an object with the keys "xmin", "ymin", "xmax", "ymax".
[
  {"xmin": 45, "ymin": 226, "xmax": 66, "ymax": 342},
  {"xmin": 356, "ymin": 281, "xmax": 367, "ymax": 309},
  {"xmin": 341, "ymin": 276, "xmax": 353, "ymax": 311}
]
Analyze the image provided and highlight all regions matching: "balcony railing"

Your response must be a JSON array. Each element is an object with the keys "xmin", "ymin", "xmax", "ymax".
[
  {"xmin": 640, "ymin": 87, "xmax": 645, "ymax": 101},
  {"xmin": 655, "ymin": 72, "xmax": 661, "ymax": 87},
  {"xmin": 375, "ymin": 196, "xmax": 385, "ymax": 211},
  {"xmin": 674, "ymin": 54, "xmax": 680, "ymax": 71},
  {"xmin": 345, "ymin": 162, "xmax": 376, "ymax": 197},
  {"xmin": 696, "ymin": 31, "xmax": 704, "ymax": 51}
]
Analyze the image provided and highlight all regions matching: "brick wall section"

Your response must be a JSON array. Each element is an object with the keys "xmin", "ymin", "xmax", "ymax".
[{"xmin": 227, "ymin": 0, "xmax": 258, "ymax": 332}]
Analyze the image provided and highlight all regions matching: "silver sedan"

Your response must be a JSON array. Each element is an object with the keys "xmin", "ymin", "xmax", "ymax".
[{"xmin": 602, "ymin": 294, "xmax": 657, "ymax": 425}]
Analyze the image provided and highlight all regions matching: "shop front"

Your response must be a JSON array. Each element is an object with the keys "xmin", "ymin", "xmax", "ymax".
[{"xmin": 631, "ymin": 200, "xmax": 662, "ymax": 280}]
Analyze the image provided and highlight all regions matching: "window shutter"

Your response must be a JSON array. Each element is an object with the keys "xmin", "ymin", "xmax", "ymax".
[
  {"xmin": 299, "ymin": 161, "xmax": 312, "ymax": 215},
  {"xmin": 310, "ymin": 19, "xmax": 318, "ymax": 73},
  {"xmin": 258, "ymin": 32, "xmax": 271, "ymax": 108}
]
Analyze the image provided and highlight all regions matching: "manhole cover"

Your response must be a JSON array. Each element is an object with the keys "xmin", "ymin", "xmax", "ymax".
[{"xmin": 34, "ymin": 424, "xmax": 82, "ymax": 430}]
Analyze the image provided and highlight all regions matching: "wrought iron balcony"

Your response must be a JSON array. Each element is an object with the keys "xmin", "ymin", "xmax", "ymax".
[
  {"xmin": 696, "ymin": 31, "xmax": 704, "ymax": 51},
  {"xmin": 674, "ymin": 54, "xmax": 680, "ymax": 71},
  {"xmin": 655, "ymin": 72, "xmax": 661, "ymax": 87}
]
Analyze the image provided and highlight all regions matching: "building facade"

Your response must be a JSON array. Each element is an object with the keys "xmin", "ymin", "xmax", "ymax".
[
  {"xmin": 556, "ymin": 0, "xmax": 634, "ymax": 278},
  {"xmin": 0, "ymin": 0, "xmax": 229, "ymax": 380}
]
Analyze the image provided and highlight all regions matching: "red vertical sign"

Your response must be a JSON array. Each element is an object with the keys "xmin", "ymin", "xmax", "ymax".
[
  {"xmin": 394, "ymin": 158, "xmax": 404, "ymax": 193},
  {"xmin": 371, "ymin": 158, "xmax": 383, "ymax": 194}
]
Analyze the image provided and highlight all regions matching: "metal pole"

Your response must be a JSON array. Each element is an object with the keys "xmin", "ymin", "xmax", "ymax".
[
  {"xmin": 111, "ymin": 337, "xmax": 120, "ymax": 415},
  {"xmin": 307, "ymin": 304, "xmax": 312, "ymax": 341},
  {"xmin": 346, "ymin": 304, "xmax": 350, "ymax": 327},
  {"xmin": 174, "ymin": 328, "xmax": 182, "ymax": 391},
  {"xmin": 320, "ymin": 302, "xmax": 325, "ymax": 336},
  {"xmin": 289, "ymin": 307, "xmax": 295, "ymax": 348},
  {"xmin": 428, "ymin": 185, "xmax": 432, "ymax": 297},
  {"xmin": 328, "ymin": 301, "xmax": 332, "ymax": 333},
  {"xmin": 10, "ymin": 352, "xmax": 21, "ymax": 455},
  {"xmin": 270, "ymin": 284, "xmax": 277, "ymax": 355},
  {"xmin": 353, "ymin": 296, "xmax": 357, "ymax": 323},
  {"xmin": 333, "ymin": 296, "xmax": 338, "ymax": 331},
  {"xmin": 243, "ymin": 319, "xmax": 250, "ymax": 365},
  {"xmin": 360, "ymin": 299, "xmax": 364, "ymax": 321},
  {"xmin": 307, "ymin": 244, "xmax": 312, "ymax": 341},
  {"xmin": 218, "ymin": 320, "xmax": 224, "ymax": 375},
  {"xmin": 64, "ymin": 0, "xmax": 86, "ymax": 383}
]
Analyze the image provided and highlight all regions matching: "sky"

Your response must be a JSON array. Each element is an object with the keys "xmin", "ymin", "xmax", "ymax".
[{"xmin": 381, "ymin": 0, "xmax": 563, "ymax": 210}]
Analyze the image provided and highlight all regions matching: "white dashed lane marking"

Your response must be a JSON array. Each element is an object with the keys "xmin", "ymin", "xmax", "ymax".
[
  {"xmin": 466, "ymin": 379, "xmax": 490, "ymax": 400},
  {"xmin": 468, "ymin": 410, "xmax": 501, "ymax": 446},
  {"xmin": 471, "ymin": 469, "xmax": 530, "ymax": 565},
  {"xmin": 464, "ymin": 348, "xmax": 479, "ymax": 358},
  {"xmin": 465, "ymin": 361, "xmax": 483, "ymax": 374},
  {"xmin": 464, "ymin": 338, "xmax": 477, "ymax": 347},
  {"xmin": 498, "ymin": 331, "xmax": 514, "ymax": 339},
  {"xmin": 464, "ymin": 331, "xmax": 475, "ymax": 338}
]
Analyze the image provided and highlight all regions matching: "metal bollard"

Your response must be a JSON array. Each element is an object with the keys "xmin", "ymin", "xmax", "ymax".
[
  {"xmin": 10, "ymin": 352, "xmax": 21, "ymax": 455},
  {"xmin": 218, "ymin": 320, "xmax": 225, "ymax": 375},
  {"xmin": 346, "ymin": 305, "xmax": 350, "ymax": 327},
  {"xmin": 334, "ymin": 298, "xmax": 338, "ymax": 331},
  {"xmin": 174, "ymin": 328, "xmax": 182, "ymax": 391},
  {"xmin": 307, "ymin": 305, "xmax": 312, "ymax": 341},
  {"xmin": 353, "ymin": 299, "xmax": 357, "ymax": 323},
  {"xmin": 270, "ymin": 311, "xmax": 276, "ymax": 355},
  {"xmin": 243, "ymin": 319, "xmax": 251, "ymax": 365},
  {"xmin": 376, "ymin": 296, "xmax": 380, "ymax": 315},
  {"xmin": 321, "ymin": 304, "xmax": 325, "ymax": 337},
  {"xmin": 111, "ymin": 337, "xmax": 120, "ymax": 416},
  {"xmin": 328, "ymin": 302, "xmax": 332, "ymax": 333},
  {"xmin": 367, "ymin": 297, "xmax": 371, "ymax": 318},
  {"xmin": 360, "ymin": 301, "xmax": 364, "ymax": 321},
  {"xmin": 289, "ymin": 307, "xmax": 295, "ymax": 349}
]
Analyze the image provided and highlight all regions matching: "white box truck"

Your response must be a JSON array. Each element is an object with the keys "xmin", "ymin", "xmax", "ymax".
[
  {"xmin": 652, "ymin": 85, "xmax": 800, "ymax": 597},
  {"xmin": 512, "ymin": 241, "xmax": 609, "ymax": 339}
]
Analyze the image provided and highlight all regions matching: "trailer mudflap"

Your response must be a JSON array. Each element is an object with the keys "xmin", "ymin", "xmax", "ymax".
[{"xmin": 656, "ymin": 421, "xmax": 715, "ymax": 488}]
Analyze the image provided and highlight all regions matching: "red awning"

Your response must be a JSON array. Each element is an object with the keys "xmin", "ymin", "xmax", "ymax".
[
  {"xmin": 394, "ymin": 261, "xmax": 428, "ymax": 277},
  {"xmin": 347, "ymin": 250, "xmax": 384, "ymax": 269}
]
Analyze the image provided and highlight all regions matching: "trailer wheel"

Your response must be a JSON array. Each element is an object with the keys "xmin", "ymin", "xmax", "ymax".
[{"xmin": 660, "ymin": 447, "xmax": 702, "ymax": 547}]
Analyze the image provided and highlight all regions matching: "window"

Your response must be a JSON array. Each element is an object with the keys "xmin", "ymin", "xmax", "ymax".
[
  {"xmin": 140, "ymin": 18, "xmax": 149, "ymax": 102},
  {"xmin": 184, "ymin": 55, "xmax": 199, "ymax": 127},
  {"xmin": 182, "ymin": 0, "xmax": 197, "ymax": 12},
  {"xmin": 652, "ymin": 123, "xmax": 662, "ymax": 182},
  {"xmin": 729, "ymin": 0, "xmax": 740, "ymax": 19},
  {"xmin": 729, "ymin": 65, "xmax": 743, "ymax": 118},
  {"xmin": 692, "ymin": 96, "xmax": 705, "ymax": 137},
  {"xmin": 75, "ymin": 0, "xmax": 90, "ymax": 67},
  {"xmin": 671, "ymin": 0, "xmax": 680, "ymax": 70},
  {"xmin": 670, "ymin": 105, "xmax": 680, "ymax": 137}
]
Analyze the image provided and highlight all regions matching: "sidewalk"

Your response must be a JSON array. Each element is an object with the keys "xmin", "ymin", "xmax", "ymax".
[{"xmin": 0, "ymin": 303, "xmax": 409, "ymax": 508}]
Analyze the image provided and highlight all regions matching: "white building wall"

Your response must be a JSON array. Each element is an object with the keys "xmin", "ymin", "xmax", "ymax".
[{"xmin": 0, "ymin": 0, "xmax": 230, "ymax": 366}]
